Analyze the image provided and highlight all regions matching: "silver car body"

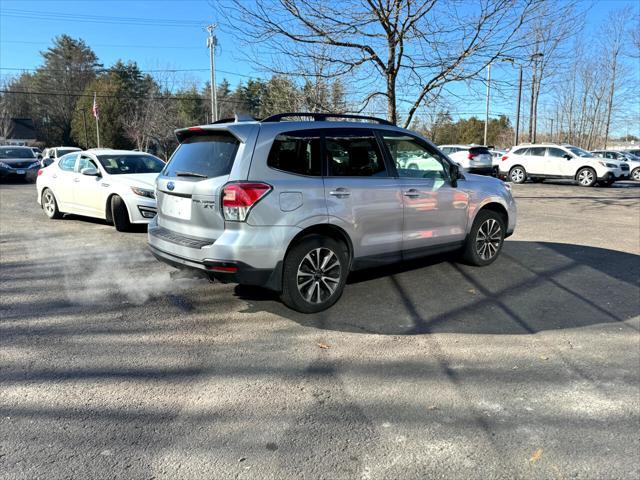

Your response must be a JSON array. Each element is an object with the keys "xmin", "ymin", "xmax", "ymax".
[{"xmin": 148, "ymin": 119, "xmax": 516, "ymax": 291}]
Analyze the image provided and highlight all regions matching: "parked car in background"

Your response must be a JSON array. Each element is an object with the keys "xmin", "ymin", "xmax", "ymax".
[
  {"xmin": 438, "ymin": 144, "xmax": 496, "ymax": 176},
  {"xmin": 500, "ymin": 144, "xmax": 627, "ymax": 186},
  {"xmin": 0, "ymin": 146, "xmax": 41, "ymax": 181},
  {"xmin": 623, "ymin": 148, "xmax": 640, "ymax": 158},
  {"xmin": 30, "ymin": 147, "xmax": 43, "ymax": 158},
  {"xmin": 37, "ymin": 149, "xmax": 164, "ymax": 231},
  {"xmin": 591, "ymin": 150, "xmax": 640, "ymax": 181},
  {"xmin": 41, "ymin": 146, "xmax": 81, "ymax": 167},
  {"xmin": 149, "ymin": 113, "xmax": 516, "ymax": 313},
  {"xmin": 490, "ymin": 149, "xmax": 506, "ymax": 167}
]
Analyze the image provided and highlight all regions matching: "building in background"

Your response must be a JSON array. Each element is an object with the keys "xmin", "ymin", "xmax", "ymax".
[{"xmin": 0, "ymin": 118, "xmax": 37, "ymax": 146}]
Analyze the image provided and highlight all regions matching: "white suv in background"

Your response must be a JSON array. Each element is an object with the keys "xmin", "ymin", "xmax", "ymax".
[
  {"xmin": 438, "ymin": 144, "xmax": 496, "ymax": 176},
  {"xmin": 500, "ymin": 144, "xmax": 625, "ymax": 187},
  {"xmin": 591, "ymin": 150, "xmax": 639, "ymax": 181}
]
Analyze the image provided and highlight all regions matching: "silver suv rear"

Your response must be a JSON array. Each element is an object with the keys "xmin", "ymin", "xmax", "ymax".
[{"xmin": 148, "ymin": 113, "xmax": 517, "ymax": 313}]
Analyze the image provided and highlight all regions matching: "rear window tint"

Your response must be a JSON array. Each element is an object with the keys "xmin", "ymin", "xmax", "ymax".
[
  {"xmin": 512, "ymin": 148, "xmax": 528, "ymax": 155},
  {"xmin": 469, "ymin": 147, "xmax": 490, "ymax": 154},
  {"xmin": 267, "ymin": 131, "xmax": 321, "ymax": 176},
  {"xmin": 165, "ymin": 133, "xmax": 239, "ymax": 178}
]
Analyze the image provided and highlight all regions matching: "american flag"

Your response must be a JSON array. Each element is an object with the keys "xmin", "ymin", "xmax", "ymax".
[{"xmin": 92, "ymin": 92, "xmax": 100, "ymax": 119}]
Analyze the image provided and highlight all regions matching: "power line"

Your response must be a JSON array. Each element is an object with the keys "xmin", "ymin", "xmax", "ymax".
[
  {"xmin": 0, "ymin": 8, "xmax": 207, "ymax": 27},
  {"xmin": 0, "ymin": 66, "xmax": 258, "ymax": 79},
  {"xmin": 0, "ymin": 40, "xmax": 204, "ymax": 50}
]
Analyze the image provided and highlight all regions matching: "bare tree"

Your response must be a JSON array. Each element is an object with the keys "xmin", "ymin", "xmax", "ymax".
[
  {"xmin": 601, "ymin": 8, "xmax": 628, "ymax": 149},
  {"xmin": 227, "ymin": 0, "xmax": 541, "ymax": 127}
]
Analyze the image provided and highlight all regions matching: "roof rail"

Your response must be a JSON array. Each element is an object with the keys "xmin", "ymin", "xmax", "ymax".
[{"xmin": 261, "ymin": 112, "xmax": 394, "ymax": 126}]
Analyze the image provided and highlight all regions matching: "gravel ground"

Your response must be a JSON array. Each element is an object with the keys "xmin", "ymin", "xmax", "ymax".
[{"xmin": 1, "ymin": 179, "xmax": 639, "ymax": 480}]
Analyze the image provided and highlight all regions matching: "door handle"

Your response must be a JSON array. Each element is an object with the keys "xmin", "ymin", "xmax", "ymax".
[
  {"xmin": 329, "ymin": 188, "xmax": 350, "ymax": 198},
  {"xmin": 403, "ymin": 189, "xmax": 420, "ymax": 198}
]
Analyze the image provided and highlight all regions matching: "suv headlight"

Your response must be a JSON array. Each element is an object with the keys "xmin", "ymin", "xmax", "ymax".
[
  {"xmin": 0, "ymin": 161, "xmax": 10, "ymax": 168},
  {"xmin": 598, "ymin": 161, "xmax": 617, "ymax": 168},
  {"xmin": 131, "ymin": 186, "xmax": 155, "ymax": 199},
  {"xmin": 28, "ymin": 161, "xmax": 40, "ymax": 168}
]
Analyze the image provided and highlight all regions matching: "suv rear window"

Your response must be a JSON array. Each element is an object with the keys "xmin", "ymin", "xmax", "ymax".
[
  {"xmin": 267, "ymin": 131, "xmax": 321, "ymax": 176},
  {"xmin": 468, "ymin": 147, "xmax": 490, "ymax": 155},
  {"xmin": 165, "ymin": 132, "xmax": 239, "ymax": 178}
]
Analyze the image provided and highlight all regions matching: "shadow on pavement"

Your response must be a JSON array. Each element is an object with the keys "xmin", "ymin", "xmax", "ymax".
[{"xmin": 236, "ymin": 241, "xmax": 640, "ymax": 335}]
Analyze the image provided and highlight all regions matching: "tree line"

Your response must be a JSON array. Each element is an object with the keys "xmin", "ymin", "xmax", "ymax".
[{"xmin": 0, "ymin": 35, "xmax": 346, "ymax": 158}]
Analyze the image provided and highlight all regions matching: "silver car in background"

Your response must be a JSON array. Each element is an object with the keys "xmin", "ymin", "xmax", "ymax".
[{"xmin": 149, "ymin": 113, "xmax": 516, "ymax": 313}]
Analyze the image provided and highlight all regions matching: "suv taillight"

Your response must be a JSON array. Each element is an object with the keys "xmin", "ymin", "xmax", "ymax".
[
  {"xmin": 501, "ymin": 155, "xmax": 509, "ymax": 162},
  {"xmin": 468, "ymin": 153, "xmax": 476, "ymax": 160},
  {"xmin": 37, "ymin": 169, "xmax": 44, "ymax": 176},
  {"xmin": 222, "ymin": 182, "xmax": 271, "ymax": 222}
]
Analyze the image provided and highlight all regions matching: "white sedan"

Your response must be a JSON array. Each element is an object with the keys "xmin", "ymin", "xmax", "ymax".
[{"xmin": 36, "ymin": 149, "xmax": 164, "ymax": 231}]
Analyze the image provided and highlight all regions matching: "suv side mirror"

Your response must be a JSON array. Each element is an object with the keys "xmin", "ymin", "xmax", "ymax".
[
  {"xmin": 450, "ymin": 163, "xmax": 461, "ymax": 187},
  {"xmin": 563, "ymin": 154, "xmax": 572, "ymax": 160},
  {"xmin": 42, "ymin": 158, "xmax": 54, "ymax": 167},
  {"xmin": 81, "ymin": 167, "xmax": 100, "ymax": 176}
]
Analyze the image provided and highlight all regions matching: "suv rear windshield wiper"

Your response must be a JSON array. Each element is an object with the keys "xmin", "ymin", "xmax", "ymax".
[{"xmin": 175, "ymin": 171, "xmax": 208, "ymax": 178}]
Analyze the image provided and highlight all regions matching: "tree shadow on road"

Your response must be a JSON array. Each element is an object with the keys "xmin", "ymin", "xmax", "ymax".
[{"xmin": 235, "ymin": 241, "xmax": 640, "ymax": 335}]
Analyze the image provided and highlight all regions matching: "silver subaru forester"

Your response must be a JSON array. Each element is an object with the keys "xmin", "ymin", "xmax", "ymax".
[{"xmin": 148, "ymin": 113, "xmax": 516, "ymax": 313}]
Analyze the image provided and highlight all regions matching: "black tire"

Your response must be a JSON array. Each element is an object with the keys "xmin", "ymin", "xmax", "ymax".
[
  {"xmin": 631, "ymin": 167, "xmax": 640, "ymax": 182},
  {"xmin": 576, "ymin": 167, "xmax": 597, "ymax": 187},
  {"xmin": 280, "ymin": 234, "xmax": 349, "ymax": 313},
  {"xmin": 509, "ymin": 166, "xmax": 526, "ymax": 183},
  {"xmin": 111, "ymin": 195, "xmax": 131, "ymax": 232},
  {"xmin": 462, "ymin": 210, "xmax": 506, "ymax": 266},
  {"xmin": 41, "ymin": 188, "xmax": 62, "ymax": 219}
]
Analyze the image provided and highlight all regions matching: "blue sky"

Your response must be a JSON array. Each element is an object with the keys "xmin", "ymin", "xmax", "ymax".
[{"xmin": 1, "ymin": 0, "xmax": 638, "ymax": 134}]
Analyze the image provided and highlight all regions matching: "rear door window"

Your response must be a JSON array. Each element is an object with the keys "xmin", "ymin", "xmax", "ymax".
[
  {"xmin": 267, "ymin": 130, "xmax": 321, "ymax": 176},
  {"xmin": 165, "ymin": 132, "xmax": 240, "ymax": 178},
  {"xmin": 512, "ymin": 148, "xmax": 529, "ymax": 156},
  {"xmin": 325, "ymin": 129, "xmax": 387, "ymax": 177},
  {"xmin": 528, "ymin": 147, "xmax": 546, "ymax": 156}
]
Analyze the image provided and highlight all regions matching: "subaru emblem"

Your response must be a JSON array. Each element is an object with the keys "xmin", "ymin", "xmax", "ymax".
[{"xmin": 167, "ymin": 181, "xmax": 175, "ymax": 191}]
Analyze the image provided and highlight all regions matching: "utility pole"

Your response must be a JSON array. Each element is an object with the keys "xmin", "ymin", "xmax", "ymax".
[
  {"xmin": 206, "ymin": 24, "xmax": 218, "ymax": 122},
  {"xmin": 484, "ymin": 63, "xmax": 491, "ymax": 146},
  {"xmin": 82, "ymin": 110, "xmax": 89, "ymax": 148},
  {"xmin": 514, "ymin": 64, "xmax": 522, "ymax": 146},
  {"xmin": 550, "ymin": 118, "xmax": 554, "ymax": 143}
]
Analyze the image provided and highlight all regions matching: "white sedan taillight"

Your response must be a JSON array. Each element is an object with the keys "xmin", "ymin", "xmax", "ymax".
[{"xmin": 222, "ymin": 182, "xmax": 271, "ymax": 222}]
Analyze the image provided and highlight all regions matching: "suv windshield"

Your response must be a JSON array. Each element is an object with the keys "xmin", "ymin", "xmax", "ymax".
[
  {"xmin": 0, "ymin": 147, "xmax": 35, "ymax": 159},
  {"xmin": 97, "ymin": 154, "xmax": 165, "ymax": 175},
  {"xmin": 164, "ymin": 132, "xmax": 240, "ymax": 178},
  {"xmin": 567, "ymin": 146, "xmax": 593, "ymax": 158},
  {"xmin": 57, "ymin": 148, "xmax": 80, "ymax": 157}
]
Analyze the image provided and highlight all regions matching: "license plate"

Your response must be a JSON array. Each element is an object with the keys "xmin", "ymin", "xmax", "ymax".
[
  {"xmin": 162, "ymin": 195, "xmax": 192, "ymax": 220},
  {"xmin": 16, "ymin": 169, "xmax": 25, "ymax": 174}
]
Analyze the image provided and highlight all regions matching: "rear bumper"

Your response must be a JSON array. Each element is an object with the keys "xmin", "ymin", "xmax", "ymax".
[
  {"xmin": 147, "ymin": 217, "xmax": 297, "ymax": 290},
  {"xmin": 148, "ymin": 243, "xmax": 281, "ymax": 290}
]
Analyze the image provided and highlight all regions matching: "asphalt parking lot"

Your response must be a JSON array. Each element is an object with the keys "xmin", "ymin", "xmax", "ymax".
[{"xmin": 1, "ymin": 179, "xmax": 639, "ymax": 479}]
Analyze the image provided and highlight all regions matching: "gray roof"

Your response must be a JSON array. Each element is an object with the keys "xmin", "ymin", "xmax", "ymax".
[{"xmin": 5, "ymin": 118, "xmax": 36, "ymax": 140}]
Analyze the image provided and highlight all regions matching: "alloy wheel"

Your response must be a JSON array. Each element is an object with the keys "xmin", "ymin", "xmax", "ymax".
[
  {"xmin": 578, "ymin": 169, "xmax": 594, "ymax": 186},
  {"xmin": 43, "ymin": 191, "xmax": 55, "ymax": 217},
  {"xmin": 297, "ymin": 247, "xmax": 342, "ymax": 304},
  {"xmin": 475, "ymin": 218, "xmax": 502, "ymax": 261},
  {"xmin": 632, "ymin": 169, "xmax": 640, "ymax": 181},
  {"xmin": 510, "ymin": 168, "xmax": 524, "ymax": 183}
]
